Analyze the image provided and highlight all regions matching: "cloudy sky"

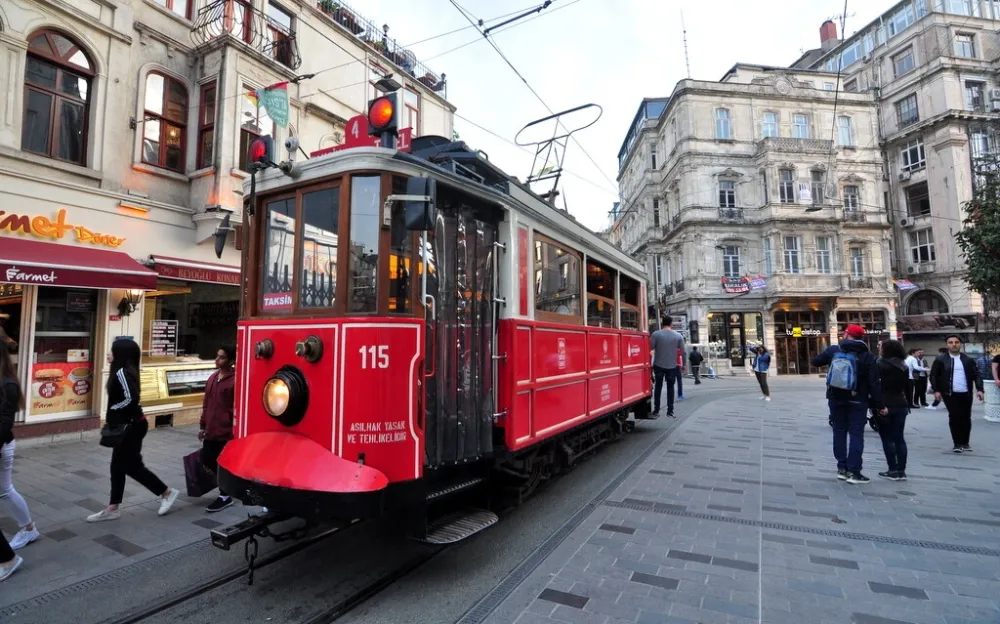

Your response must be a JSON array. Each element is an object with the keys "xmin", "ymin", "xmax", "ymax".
[{"xmin": 356, "ymin": 0, "xmax": 893, "ymax": 231}]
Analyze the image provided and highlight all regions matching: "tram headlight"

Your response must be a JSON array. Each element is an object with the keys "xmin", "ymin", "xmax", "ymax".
[{"xmin": 261, "ymin": 366, "xmax": 308, "ymax": 427}]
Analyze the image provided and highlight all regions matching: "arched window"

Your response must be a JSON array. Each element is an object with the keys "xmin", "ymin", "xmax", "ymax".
[
  {"xmin": 22, "ymin": 30, "xmax": 94, "ymax": 165},
  {"xmin": 907, "ymin": 290, "xmax": 949, "ymax": 315},
  {"xmin": 143, "ymin": 72, "xmax": 188, "ymax": 172}
]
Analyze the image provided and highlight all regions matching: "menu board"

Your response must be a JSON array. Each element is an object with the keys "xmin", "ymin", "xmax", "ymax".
[
  {"xmin": 31, "ymin": 362, "xmax": 93, "ymax": 416},
  {"xmin": 66, "ymin": 291, "xmax": 96, "ymax": 312},
  {"xmin": 150, "ymin": 320, "xmax": 178, "ymax": 357}
]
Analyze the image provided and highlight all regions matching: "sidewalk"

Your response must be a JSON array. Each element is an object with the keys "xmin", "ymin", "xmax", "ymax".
[
  {"xmin": 0, "ymin": 424, "xmax": 251, "ymax": 608},
  {"xmin": 480, "ymin": 378, "xmax": 1000, "ymax": 624}
]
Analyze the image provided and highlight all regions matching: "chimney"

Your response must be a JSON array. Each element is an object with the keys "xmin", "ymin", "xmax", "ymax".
[{"xmin": 820, "ymin": 20, "xmax": 839, "ymax": 52}]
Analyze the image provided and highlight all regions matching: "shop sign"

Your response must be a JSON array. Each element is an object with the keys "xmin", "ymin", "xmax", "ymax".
[
  {"xmin": 786, "ymin": 327, "xmax": 823, "ymax": 337},
  {"xmin": 155, "ymin": 263, "xmax": 240, "ymax": 285},
  {"xmin": 721, "ymin": 276, "xmax": 768, "ymax": 294},
  {"xmin": 0, "ymin": 209, "xmax": 126, "ymax": 248},
  {"xmin": 66, "ymin": 290, "xmax": 96, "ymax": 312},
  {"xmin": 30, "ymin": 362, "xmax": 92, "ymax": 416}
]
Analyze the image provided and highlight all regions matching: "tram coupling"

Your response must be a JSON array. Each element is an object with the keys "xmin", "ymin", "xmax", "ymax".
[{"xmin": 210, "ymin": 510, "xmax": 290, "ymax": 551}]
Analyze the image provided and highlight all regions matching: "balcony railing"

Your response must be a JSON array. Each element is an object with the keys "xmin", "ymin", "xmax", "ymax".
[
  {"xmin": 662, "ymin": 283, "xmax": 674, "ymax": 297},
  {"xmin": 316, "ymin": 0, "xmax": 445, "ymax": 94},
  {"xmin": 756, "ymin": 137, "xmax": 834, "ymax": 155},
  {"xmin": 848, "ymin": 276, "xmax": 873, "ymax": 289},
  {"xmin": 674, "ymin": 280, "xmax": 685, "ymax": 293},
  {"xmin": 842, "ymin": 209, "xmax": 867, "ymax": 223},
  {"xmin": 718, "ymin": 207, "xmax": 744, "ymax": 221},
  {"xmin": 898, "ymin": 115, "xmax": 919, "ymax": 129},
  {"xmin": 192, "ymin": 0, "xmax": 302, "ymax": 69}
]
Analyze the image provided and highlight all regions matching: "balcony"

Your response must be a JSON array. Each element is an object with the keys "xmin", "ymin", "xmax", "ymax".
[
  {"xmin": 661, "ymin": 283, "xmax": 674, "ymax": 297},
  {"xmin": 756, "ymin": 137, "xmax": 834, "ymax": 155},
  {"xmin": 848, "ymin": 276, "xmax": 873, "ymax": 289},
  {"xmin": 718, "ymin": 207, "xmax": 744, "ymax": 221},
  {"xmin": 674, "ymin": 280, "xmax": 685, "ymax": 293},
  {"xmin": 316, "ymin": 0, "xmax": 445, "ymax": 94},
  {"xmin": 192, "ymin": 0, "xmax": 302, "ymax": 69},
  {"xmin": 842, "ymin": 209, "xmax": 867, "ymax": 223}
]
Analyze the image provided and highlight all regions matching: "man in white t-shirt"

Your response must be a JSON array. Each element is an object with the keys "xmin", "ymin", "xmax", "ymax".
[
  {"xmin": 904, "ymin": 349, "xmax": 929, "ymax": 408},
  {"xmin": 930, "ymin": 335, "xmax": 985, "ymax": 453}
]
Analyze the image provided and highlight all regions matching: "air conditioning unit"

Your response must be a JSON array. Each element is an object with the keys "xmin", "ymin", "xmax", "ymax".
[
  {"xmin": 906, "ymin": 265, "xmax": 917, "ymax": 274},
  {"xmin": 990, "ymin": 88, "xmax": 1000, "ymax": 100},
  {"xmin": 993, "ymin": 100, "xmax": 1000, "ymax": 111},
  {"xmin": 899, "ymin": 171, "xmax": 911, "ymax": 181},
  {"xmin": 919, "ymin": 263, "xmax": 934, "ymax": 274},
  {"xmin": 899, "ymin": 217, "xmax": 912, "ymax": 227}
]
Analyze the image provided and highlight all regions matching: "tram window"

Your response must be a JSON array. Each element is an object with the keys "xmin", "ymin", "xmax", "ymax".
[
  {"xmin": 586, "ymin": 260, "xmax": 615, "ymax": 328},
  {"xmin": 534, "ymin": 236, "xmax": 581, "ymax": 320},
  {"xmin": 619, "ymin": 274, "xmax": 641, "ymax": 330},
  {"xmin": 349, "ymin": 175, "xmax": 381, "ymax": 313},
  {"xmin": 299, "ymin": 186, "xmax": 339, "ymax": 309},
  {"xmin": 260, "ymin": 198, "xmax": 296, "ymax": 313},
  {"xmin": 388, "ymin": 176, "xmax": 411, "ymax": 313}
]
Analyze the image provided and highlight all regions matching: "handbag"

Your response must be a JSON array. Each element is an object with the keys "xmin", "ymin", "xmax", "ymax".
[
  {"xmin": 99, "ymin": 422, "xmax": 130, "ymax": 448},
  {"xmin": 183, "ymin": 449, "xmax": 218, "ymax": 497}
]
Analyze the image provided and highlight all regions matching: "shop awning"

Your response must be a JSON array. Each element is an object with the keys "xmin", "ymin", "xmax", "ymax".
[
  {"xmin": 149, "ymin": 255, "xmax": 240, "ymax": 286},
  {"xmin": 0, "ymin": 237, "xmax": 158, "ymax": 290}
]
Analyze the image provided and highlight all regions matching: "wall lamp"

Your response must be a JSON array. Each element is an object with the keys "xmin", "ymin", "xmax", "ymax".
[{"xmin": 118, "ymin": 290, "xmax": 144, "ymax": 316}]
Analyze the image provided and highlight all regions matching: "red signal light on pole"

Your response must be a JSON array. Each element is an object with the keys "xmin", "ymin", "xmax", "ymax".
[
  {"xmin": 367, "ymin": 93, "xmax": 399, "ymax": 136},
  {"xmin": 248, "ymin": 136, "xmax": 274, "ymax": 169}
]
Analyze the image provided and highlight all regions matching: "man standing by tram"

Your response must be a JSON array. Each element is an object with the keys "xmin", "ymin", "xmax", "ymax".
[
  {"xmin": 199, "ymin": 345, "xmax": 237, "ymax": 512},
  {"xmin": 651, "ymin": 316, "xmax": 685, "ymax": 418}
]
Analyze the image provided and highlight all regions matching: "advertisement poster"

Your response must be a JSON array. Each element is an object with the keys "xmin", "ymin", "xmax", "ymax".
[{"xmin": 30, "ymin": 362, "xmax": 93, "ymax": 416}]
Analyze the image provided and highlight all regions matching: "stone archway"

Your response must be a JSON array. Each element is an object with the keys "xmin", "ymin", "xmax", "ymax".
[{"xmin": 906, "ymin": 289, "xmax": 949, "ymax": 315}]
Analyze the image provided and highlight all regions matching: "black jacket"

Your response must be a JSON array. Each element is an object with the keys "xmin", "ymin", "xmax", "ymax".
[
  {"xmin": 688, "ymin": 351, "xmax": 703, "ymax": 365},
  {"xmin": 929, "ymin": 352, "xmax": 983, "ymax": 396},
  {"xmin": 106, "ymin": 367, "xmax": 143, "ymax": 426},
  {"xmin": 0, "ymin": 378, "xmax": 18, "ymax": 448},
  {"xmin": 812, "ymin": 339, "xmax": 884, "ymax": 410},
  {"xmin": 878, "ymin": 357, "xmax": 910, "ymax": 409}
]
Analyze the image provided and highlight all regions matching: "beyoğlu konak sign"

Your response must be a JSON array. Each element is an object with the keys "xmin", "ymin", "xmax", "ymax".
[{"xmin": 0, "ymin": 208, "xmax": 126, "ymax": 247}]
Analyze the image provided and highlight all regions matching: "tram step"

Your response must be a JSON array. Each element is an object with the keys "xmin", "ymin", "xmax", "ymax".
[
  {"xmin": 426, "ymin": 478, "xmax": 485, "ymax": 501},
  {"xmin": 417, "ymin": 509, "xmax": 498, "ymax": 545}
]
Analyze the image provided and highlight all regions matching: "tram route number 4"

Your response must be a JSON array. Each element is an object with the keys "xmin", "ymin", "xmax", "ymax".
[{"xmin": 359, "ymin": 345, "xmax": 389, "ymax": 369}]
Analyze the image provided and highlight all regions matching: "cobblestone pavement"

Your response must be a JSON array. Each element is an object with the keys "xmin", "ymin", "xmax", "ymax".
[
  {"xmin": 480, "ymin": 378, "xmax": 1000, "ymax": 624},
  {"xmin": 0, "ymin": 424, "xmax": 254, "ymax": 608}
]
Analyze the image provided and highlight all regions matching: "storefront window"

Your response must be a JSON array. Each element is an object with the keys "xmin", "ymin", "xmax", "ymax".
[
  {"xmin": 773, "ymin": 310, "xmax": 829, "ymax": 375},
  {"xmin": 300, "ymin": 186, "xmax": 339, "ymax": 309},
  {"xmin": 143, "ymin": 281, "xmax": 239, "ymax": 360},
  {"xmin": 31, "ymin": 286, "xmax": 97, "ymax": 419},
  {"xmin": 0, "ymin": 284, "xmax": 23, "ymax": 354},
  {"xmin": 261, "ymin": 197, "xmax": 296, "ymax": 313},
  {"xmin": 349, "ymin": 176, "xmax": 381, "ymax": 313},
  {"xmin": 836, "ymin": 310, "xmax": 887, "ymax": 353},
  {"xmin": 707, "ymin": 311, "xmax": 762, "ymax": 366}
]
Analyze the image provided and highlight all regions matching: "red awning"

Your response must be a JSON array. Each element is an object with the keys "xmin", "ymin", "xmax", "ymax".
[
  {"xmin": 149, "ymin": 255, "xmax": 240, "ymax": 285},
  {"xmin": 0, "ymin": 237, "xmax": 158, "ymax": 290}
]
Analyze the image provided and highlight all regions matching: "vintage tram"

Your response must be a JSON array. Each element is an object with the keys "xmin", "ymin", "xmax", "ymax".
[{"xmin": 212, "ymin": 100, "xmax": 654, "ymax": 550}]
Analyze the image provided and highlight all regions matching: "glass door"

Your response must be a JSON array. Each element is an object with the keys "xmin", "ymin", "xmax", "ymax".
[{"xmin": 30, "ymin": 286, "xmax": 97, "ymax": 420}]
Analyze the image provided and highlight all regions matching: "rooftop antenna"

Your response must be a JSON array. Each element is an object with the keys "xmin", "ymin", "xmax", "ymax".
[{"xmin": 681, "ymin": 10, "xmax": 691, "ymax": 79}]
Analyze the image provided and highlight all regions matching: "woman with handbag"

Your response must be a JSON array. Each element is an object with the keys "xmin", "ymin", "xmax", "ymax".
[
  {"xmin": 87, "ymin": 339, "xmax": 178, "ymax": 522},
  {"xmin": 876, "ymin": 339, "xmax": 911, "ymax": 481},
  {"xmin": 0, "ymin": 338, "xmax": 39, "ymax": 550}
]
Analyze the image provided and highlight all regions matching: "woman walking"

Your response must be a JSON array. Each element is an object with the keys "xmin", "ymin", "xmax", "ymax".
[
  {"xmin": 0, "ymin": 529, "xmax": 22, "ymax": 581},
  {"xmin": 985, "ymin": 352, "xmax": 1000, "ymax": 423},
  {"xmin": 0, "ymin": 339, "xmax": 39, "ymax": 549},
  {"xmin": 876, "ymin": 339, "xmax": 910, "ymax": 480},
  {"xmin": 753, "ymin": 346, "xmax": 771, "ymax": 402},
  {"xmin": 87, "ymin": 339, "xmax": 178, "ymax": 522}
]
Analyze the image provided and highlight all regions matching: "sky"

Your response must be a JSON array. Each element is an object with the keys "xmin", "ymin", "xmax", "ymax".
[{"xmin": 355, "ymin": 0, "xmax": 895, "ymax": 231}]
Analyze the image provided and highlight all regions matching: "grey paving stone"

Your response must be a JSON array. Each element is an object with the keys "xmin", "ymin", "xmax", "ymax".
[
  {"xmin": 809, "ymin": 555, "xmax": 860, "ymax": 570},
  {"xmin": 630, "ymin": 571, "xmax": 679, "ymax": 590},
  {"xmin": 666, "ymin": 549, "xmax": 711, "ymax": 564},
  {"xmin": 537, "ymin": 588, "xmax": 589, "ymax": 609}
]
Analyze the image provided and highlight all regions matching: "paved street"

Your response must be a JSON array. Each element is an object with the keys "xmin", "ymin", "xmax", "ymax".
[
  {"xmin": 477, "ymin": 377, "xmax": 1000, "ymax": 624},
  {"xmin": 0, "ymin": 424, "xmax": 254, "ymax": 613}
]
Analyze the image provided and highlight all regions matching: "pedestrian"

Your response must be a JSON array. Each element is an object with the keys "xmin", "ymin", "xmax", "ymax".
[
  {"xmin": 0, "ymin": 338, "xmax": 39, "ymax": 550},
  {"xmin": 650, "ymin": 316, "xmax": 685, "ymax": 418},
  {"xmin": 752, "ymin": 345, "xmax": 771, "ymax": 402},
  {"xmin": 199, "ymin": 345, "xmax": 236, "ymax": 512},
  {"xmin": 986, "ymin": 351, "xmax": 1000, "ymax": 423},
  {"xmin": 930, "ymin": 335, "xmax": 985, "ymax": 453},
  {"xmin": 812, "ymin": 324, "xmax": 885, "ymax": 484},
  {"xmin": 904, "ymin": 349, "xmax": 918, "ymax": 408},
  {"xmin": 875, "ymin": 339, "xmax": 910, "ymax": 481},
  {"xmin": 917, "ymin": 350, "xmax": 935, "ymax": 410},
  {"xmin": 676, "ymin": 347, "xmax": 685, "ymax": 399},
  {"xmin": 0, "ymin": 529, "xmax": 22, "ymax": 582},
  {"xmin": 928, "ymin": 347, "xmax": 947, "ymax": 408},
  {"xmin": 688, "ymin": 346, "xmax": 704, "ymax": 385},
  {"xmin": 87, "ymin": 339, "xmax": 179, "ymax": 522}
]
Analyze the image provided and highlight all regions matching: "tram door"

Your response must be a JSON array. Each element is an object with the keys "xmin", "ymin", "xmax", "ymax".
[{"xmin": 423, "ymin": 188, "xmax": 502, "ymax": 467}]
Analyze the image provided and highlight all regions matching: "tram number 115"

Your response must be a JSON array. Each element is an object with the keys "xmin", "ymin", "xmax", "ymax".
[{"xmin": 359, "ymin": 345, "xmax": 389, "ymax": 369}]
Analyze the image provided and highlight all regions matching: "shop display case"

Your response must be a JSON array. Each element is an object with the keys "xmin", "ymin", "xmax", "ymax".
[{"xmin": 140, "ymin": 360, "xmax": 216, "ymax": 419}]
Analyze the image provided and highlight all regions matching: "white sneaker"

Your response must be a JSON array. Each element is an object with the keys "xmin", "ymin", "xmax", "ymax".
[
  {"xmin": 158, "ymin": 488, "xmax": 179, "ymax": 516},
  {"xmin": 759, "ymin": 396, "xmax": 766, "ymax": 400},
  {"xmin": 9, "ymin": 527, "xmax": 39, "ymax": 550},
  {"xmin": 87, "ymin": 509, "xmax": 120, "ymax": 523},
  {"xmin": 0, "ymin": 556, "xmax": 23, "ymax": 582},
  {"xmin": 765, "ymin": 397, "xmax": 771, "ymax": 402},
  {"xmin": 925, "ymin": 405, "xmax": 937, "ymax": 410}
]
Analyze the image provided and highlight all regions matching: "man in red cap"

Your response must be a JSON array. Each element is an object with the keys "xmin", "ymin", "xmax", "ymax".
[{"xmin": 812, "ymin": 324, "xmax": 886, "ymax": 484}]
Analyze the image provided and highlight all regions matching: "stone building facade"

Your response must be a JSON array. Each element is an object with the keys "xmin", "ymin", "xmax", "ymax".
[{"xmin": 612, "ymin": 65, "xmax": 895, "ymax": 375}]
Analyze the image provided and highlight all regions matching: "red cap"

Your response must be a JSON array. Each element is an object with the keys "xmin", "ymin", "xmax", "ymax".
[{"xmin": 844, "ymin": 324, "xmax": 866, "ymax": 338}]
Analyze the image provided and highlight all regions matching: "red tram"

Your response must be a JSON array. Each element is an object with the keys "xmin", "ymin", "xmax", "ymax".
[{"xmin": 213, "ymin": 103, "xmax": 654, "ymax": 550}]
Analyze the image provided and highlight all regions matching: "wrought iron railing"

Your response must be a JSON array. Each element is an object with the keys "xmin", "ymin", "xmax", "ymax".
[
  {"xmin": 192, "ymin": 0, "xmax": 302, "ymax": 69},
  {"xmin": 674, "ymin": 280, "xmax": 685, "ymax": 293},
  {"xmin": 756, "ymin": 137, "xmax": 834, "ymax": 154},
  {"xmin": 842, "ymin": 209, "xmax": 867, "ymax": 223},
  {"xmin": 718, "ymin": 207, "xmax": 744, "ymax": 220},
  {"xmin": 848, "ymin": 276, "xmax": 872, "ymax": 289},
  {"xmin": 316, "ymin": 0, "xmax": 445, "ymax": 94}
]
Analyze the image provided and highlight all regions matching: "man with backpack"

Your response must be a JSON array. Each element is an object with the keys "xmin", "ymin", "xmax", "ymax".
[
  {"xmin": 688, "ymin": 347, "xmax": 704, "ymax": 384},
  {"xmin": 812, "ymin": 324, "xmax": 886, "ymax": 484}
]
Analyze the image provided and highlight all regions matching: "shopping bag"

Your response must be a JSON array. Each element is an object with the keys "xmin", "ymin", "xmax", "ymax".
[{"xmin": 183, "ymin": 449, "xmax": 218, "ymax": 497}]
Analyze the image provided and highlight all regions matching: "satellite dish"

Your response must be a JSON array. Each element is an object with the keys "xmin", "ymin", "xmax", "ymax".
[{"xmin": 214, "ymin": 213, "xmax": 232, "ymax": 259}]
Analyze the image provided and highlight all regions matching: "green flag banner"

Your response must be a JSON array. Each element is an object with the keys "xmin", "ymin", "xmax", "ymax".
[{"xmin": 258, "ymin": 82, "xmax": 289, "ymax": 128}]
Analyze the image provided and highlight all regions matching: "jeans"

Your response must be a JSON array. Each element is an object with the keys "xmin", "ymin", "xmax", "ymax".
[
  {"xmin": 110, "ymin": 419, "xmax": 169, "ymax": 505},
  {"xmin": 692, "ymin": 366, "xmax": 701, "ymax": 383},
  {"xmin": 755, "ymin": 371, "xmax": 770, "ymax": 397},
  {"xmin": 906, "ymin": 379, "xmax": 916, "ymax": 407},
  {"xmin": 677, "ymin": 369, "xmax": 683, "ymax": 396},
  {"xmin": 201, "ymin": 439, "xmax": 229, "ymax": 497},
  {"xmin": 878, "ymin": 407, "xmax": 908, "ymax": 472},
  {"xmin": 943, "ymin": 392, "xmax": 973, "ymax": 447},
  {"xmin": 0, "ymin": 441, "xmax": 32, "ymax": 528},
  {"xmin": 913, "ymin": 378, "xmax": 929, "ymax": 406},
  {"xmin": 653, "ymin": 366, "xmax": 680, "ymax": 414},
  {"xmin": 829, "ymin": 399, "xmax": 868, "ymax": 473}
]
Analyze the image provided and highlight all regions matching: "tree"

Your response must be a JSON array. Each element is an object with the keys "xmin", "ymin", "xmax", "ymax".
[{"xmin": 956, "ymin": 152, "xmax": 1000, "ymax": 351}]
